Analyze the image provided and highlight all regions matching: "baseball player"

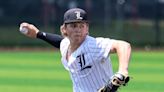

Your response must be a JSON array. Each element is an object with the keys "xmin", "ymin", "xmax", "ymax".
[{"xmin": 19, "ymin": 8, "xmax": 131, "ymax": 92}]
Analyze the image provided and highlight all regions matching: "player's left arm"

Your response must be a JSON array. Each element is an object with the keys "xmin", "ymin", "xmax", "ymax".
[
  {"xmin": 110, "ymin": 40, "xmax": 131, "ymax": 75},
  {"xmin": 98, "ymin": 40, "xmax": 131, "ymax": 92}
]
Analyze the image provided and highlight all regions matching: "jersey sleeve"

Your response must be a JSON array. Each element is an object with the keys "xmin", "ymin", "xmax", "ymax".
[
  {"xmin": 94, "ymin": 37, "xmax": 114, "ymax": 61},
  {"xmin": 87, "ymin": 37, "xmax": 113, "ymax": 62},
  {"xmin": 60, "ymin": 38, "xmax": 70, "ymax": 56}
]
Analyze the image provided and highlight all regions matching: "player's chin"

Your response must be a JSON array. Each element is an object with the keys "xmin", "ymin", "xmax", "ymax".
[
  {"xmin": 73, "ymin": 35, "xmax": 82, "ymax": 39},
  {"xmin": 74, "ymin": 37, "xmax": 84, "ymax": 43},
  {"xmin": 74, "ymin": 37, "xmax": 81, "ymax": 42}
]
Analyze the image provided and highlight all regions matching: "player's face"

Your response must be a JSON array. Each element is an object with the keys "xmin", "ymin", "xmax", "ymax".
[{"xmin": 65, "ymin": 22, "xmax": 89, "ymax": 44}]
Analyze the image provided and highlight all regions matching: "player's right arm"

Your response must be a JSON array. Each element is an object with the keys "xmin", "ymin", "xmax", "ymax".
[{"xmin": 19, "ymin": 22, "xmax": 63, "ymax": 48}]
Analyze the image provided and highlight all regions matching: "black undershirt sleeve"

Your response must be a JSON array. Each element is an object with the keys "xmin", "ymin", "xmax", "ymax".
[{"xmin": 36, "ymin": 31, "xmax": 63, "ymax": 48}]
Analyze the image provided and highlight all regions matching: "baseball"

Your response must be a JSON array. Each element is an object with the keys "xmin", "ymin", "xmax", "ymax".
[{"xmin": 19, "ymin": 26, "xmax": 28, "ymax": 34}]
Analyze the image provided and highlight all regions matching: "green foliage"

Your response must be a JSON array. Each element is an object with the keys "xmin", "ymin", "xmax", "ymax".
[
  {"xmin": 0, "ymin": 26, "xmax": 58, "ymax": 47},
  {"xmin": 0, "ymin": 21, "xmax": 164, "ymax": 47}
]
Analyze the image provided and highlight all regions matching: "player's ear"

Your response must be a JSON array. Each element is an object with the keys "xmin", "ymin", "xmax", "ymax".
[{"xmin": 60, "ymin": 24, "xmax": 67, "ymax": 37}]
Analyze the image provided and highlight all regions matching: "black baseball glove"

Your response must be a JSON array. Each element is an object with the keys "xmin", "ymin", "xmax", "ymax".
[{"xmin": 98, "ymin": 73, "xmax": 130, "ymax": 92}]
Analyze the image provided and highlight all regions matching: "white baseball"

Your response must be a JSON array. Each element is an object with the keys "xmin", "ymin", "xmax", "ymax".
[{"xmin": 19, "ymin": 26, "xmax": 28, "ymax": 34}]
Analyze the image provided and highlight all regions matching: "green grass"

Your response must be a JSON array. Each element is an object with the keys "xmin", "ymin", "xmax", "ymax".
[{"xmin": 0, "ymin": 51, "xmax": 164, "ymax": 92}]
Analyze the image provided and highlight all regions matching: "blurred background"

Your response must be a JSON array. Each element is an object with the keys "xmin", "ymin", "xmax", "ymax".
[
  {"xmin": 0, "ymin": 0, "xmax": 164, "ymax": 49},
  {"xmin": 0, "ymin": 0, "xmax": 164, "ymax": 92}
]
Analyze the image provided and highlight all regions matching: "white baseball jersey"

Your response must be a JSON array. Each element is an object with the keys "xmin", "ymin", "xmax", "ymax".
[{"xmin": 60, "ymin": 36, "xmax": 114, "ymax": 92}]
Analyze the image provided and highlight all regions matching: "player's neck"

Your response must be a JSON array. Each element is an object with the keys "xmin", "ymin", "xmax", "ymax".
[
  {"xmin": 69, "ymin": 43, "xmax": 80, "ymax": 53},
  {"xmin": 66, "ymin": 44, "xmax": 80, "ymax": 61}
]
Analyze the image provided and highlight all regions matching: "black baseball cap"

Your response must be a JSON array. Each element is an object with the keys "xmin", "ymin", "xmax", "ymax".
[{"xmin": 64, "ymin": 8, "xmax": 88, "ymax": 24}]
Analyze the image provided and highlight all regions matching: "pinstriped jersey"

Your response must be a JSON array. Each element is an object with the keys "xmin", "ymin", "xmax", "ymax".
[{"xmin": 60, "ymin": 36, "xmax": 114, "ymax": 92}]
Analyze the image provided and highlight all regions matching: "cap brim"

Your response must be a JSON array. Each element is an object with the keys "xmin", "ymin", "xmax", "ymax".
[{"xmin": 64, "ymin": 20, "xmax": 88, "ymax": 24}]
